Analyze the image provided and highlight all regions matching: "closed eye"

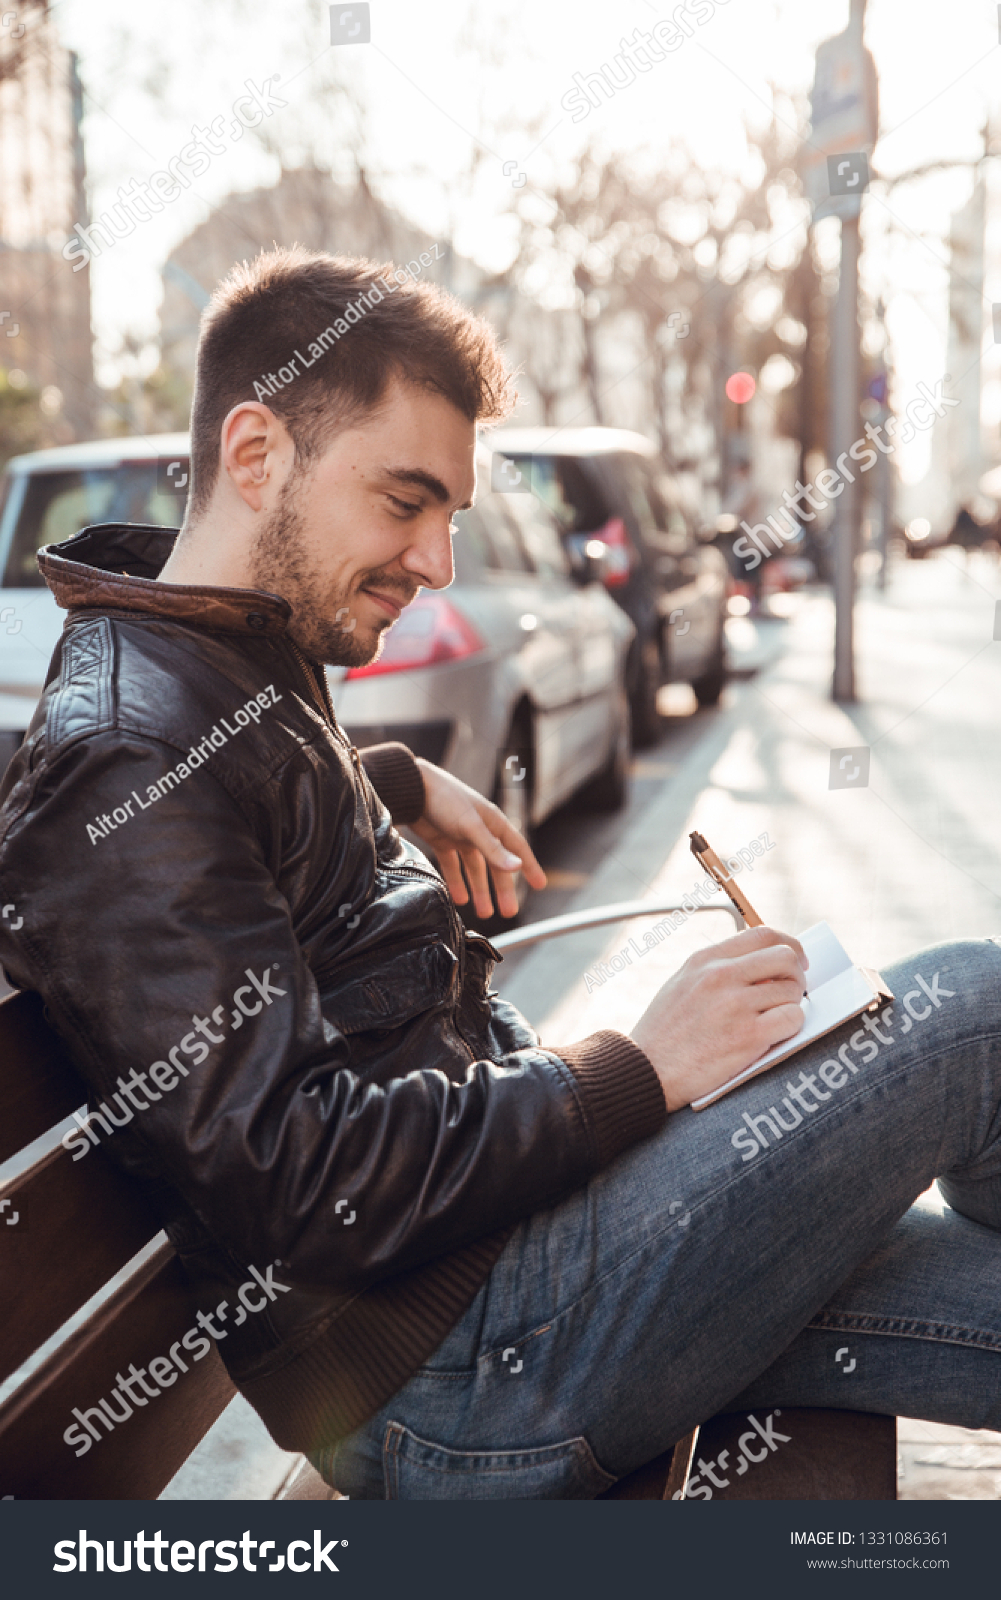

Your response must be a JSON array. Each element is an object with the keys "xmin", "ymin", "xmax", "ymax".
[{"xmin": 387, "ymin": 494, "xmax": 422, "ymax": 517}]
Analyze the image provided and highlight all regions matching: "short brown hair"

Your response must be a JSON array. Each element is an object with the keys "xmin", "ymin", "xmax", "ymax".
[{"xmin": 187, "ymin": 245, "xmax": 517, "ymax": 515}]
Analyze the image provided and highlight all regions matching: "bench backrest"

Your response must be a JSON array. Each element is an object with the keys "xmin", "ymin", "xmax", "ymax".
[{"xmin": 0, "ymin": 990, "xmax": 234, "ymax": 1498}]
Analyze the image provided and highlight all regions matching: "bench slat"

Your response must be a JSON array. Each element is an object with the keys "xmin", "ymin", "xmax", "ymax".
[
  {"xmin": 0, "ymin": 991, "xmax": 88, "ymax": 1163},
  {"xmin": 0, "ymin": 1243, "xmax": 236, "ymax": 1499},
  {"xmin": 0, "ymin": 1143, "xmax": 161, "ymax": 1385},
  {"xmin": 699, "ymin": 1408, "xmax": 897, "ymax": 1499}
]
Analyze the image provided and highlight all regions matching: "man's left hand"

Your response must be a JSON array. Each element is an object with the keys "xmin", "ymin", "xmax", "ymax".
[{"xmin": 411, "ymin": 759, "xmax": 547, "ymax": 919}]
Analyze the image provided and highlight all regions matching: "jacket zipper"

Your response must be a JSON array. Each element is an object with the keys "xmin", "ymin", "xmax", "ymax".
[
  {"xmin": 287, "ymin": 642, "xmax": 475, "ymax": 1057},
  {"xmin": 287, "ymin": 639, "xmax": 349, "ymax": 747},
  {"xmin": 391, "ymin": 860, "xmax": 468, "ymax": 1034}
]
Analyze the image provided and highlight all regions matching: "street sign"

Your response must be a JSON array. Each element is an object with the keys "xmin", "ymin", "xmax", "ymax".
[{"xmin": 802, "ymin": 25, "xmax": 878, "ymax": 222}]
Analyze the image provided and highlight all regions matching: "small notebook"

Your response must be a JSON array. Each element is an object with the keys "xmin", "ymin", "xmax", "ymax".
[{"xmin": 690, "ymin": 921, "xmax": 893, "ymax": 1111}]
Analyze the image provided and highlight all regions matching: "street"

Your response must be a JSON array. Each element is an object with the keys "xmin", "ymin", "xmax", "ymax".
[{"xmin": 505, "ymin": 550, "xmax": 1001, "ymax": 1035}]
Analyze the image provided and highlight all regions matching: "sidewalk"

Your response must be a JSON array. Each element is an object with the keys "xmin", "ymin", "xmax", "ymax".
[
  {"xmin": 503, "ymin": 549, "xmax": 1001, "ymax": 1501},
  {"xmin": 505, "ymin": 551, "xmax": 1001, "ymax": 1038}
]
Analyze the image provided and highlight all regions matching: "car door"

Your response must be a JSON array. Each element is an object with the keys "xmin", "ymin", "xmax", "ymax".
[
  {"xmin": 0, "ymin": 458, "xmax": 190, "ymax": 723},
  {"xmin": 494, "ymin": 495, "xmax": 589, "ymax": 811},
  {"xmin": 621, "ymin": 455, "xmax": 714, "ymax": 681},
  {"xmin": 0, "ymin": 470, "xmax": 73, "ymax": 744}
]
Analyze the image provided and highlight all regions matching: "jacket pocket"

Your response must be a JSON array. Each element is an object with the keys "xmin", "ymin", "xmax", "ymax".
[
  {"xmin": 317, "ymin": 935, "xmax": 458, "ymax": 1036},
  {"xmin": 382, "ymin": 1421, "xmax": 617, "ymax": 1500}
]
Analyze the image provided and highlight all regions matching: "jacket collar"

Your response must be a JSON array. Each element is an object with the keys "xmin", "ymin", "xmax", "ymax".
[{"xmin": 38, "ymin": 523, "xmax": 292, "ymax": 638}]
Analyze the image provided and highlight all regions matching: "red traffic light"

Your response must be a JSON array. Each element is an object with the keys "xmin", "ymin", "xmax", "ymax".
[{"xmin": 725, "ymin": 372, "xmax": 756, "ymax": 404}]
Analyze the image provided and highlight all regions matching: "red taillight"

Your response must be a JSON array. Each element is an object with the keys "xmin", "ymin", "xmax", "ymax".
[
  {"xmin": 345, "ymin": 594, "xmax": 484, "ymax": 679},
  {"xmin": 594, "ymin": 516, "xmax": 633, "ymax": 587}
]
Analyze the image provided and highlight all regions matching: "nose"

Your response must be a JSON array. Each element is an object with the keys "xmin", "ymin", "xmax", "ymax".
[{"xmin": 400, "ymin": 512, "xmax": 455, "ymax": 591}]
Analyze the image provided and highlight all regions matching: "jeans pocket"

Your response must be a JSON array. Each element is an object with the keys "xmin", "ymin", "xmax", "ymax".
[{"xmin": 382, "ymin": 1421, "xmax": 617, "ymax": 1500}]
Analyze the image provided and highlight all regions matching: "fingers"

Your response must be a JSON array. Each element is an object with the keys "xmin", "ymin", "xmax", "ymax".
[
  {"xmin": 455, "ymin": 801, "xmax": 547, "ymax": 915},
  {"xmin": 489, "ymin": 814, "xmax": 547, "ymax": 891},
  {"xmin": 436, "ymin": 848, "xmax": 469, "ymax": 907},
  {"xmin": 755, "ymin": 1000, "xmax": 806, "ymax": 1052},
  {"xmin": 460, "ymin": 848, "xmax": 495, "ymax": 920},
  {"xmin": 746, "ymin": 977, "xmax": 805, "ymax": 1013},
  {"xmin": 703, "ymin": 924, "xmax": 808, "ymax": 975},
  {"xmin": 732, "ymin": 942, "xmax": 809, "ymax": 990}
]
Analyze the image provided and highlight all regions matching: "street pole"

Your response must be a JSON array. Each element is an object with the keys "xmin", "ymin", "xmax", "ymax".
[
  {"xmin": 828, "ymin": 0, "xmax": 868, "ymax": 703},
  {"xmin": 877, "ymin": 405, "xmax": 892, "ymax": 590},
  {"xmin": 831, "ymin": 211, "xmax": 860, "ymax": 699}
]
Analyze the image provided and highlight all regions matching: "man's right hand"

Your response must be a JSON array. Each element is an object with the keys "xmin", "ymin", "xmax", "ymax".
[{"xmin": 630, "ymin": 926, "xmax": 809, "ymax": 1112}]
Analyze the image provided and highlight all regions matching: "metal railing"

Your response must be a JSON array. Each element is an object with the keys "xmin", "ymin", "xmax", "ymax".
[{"xmin": 491, "ymin": 895, "xmax": 744, "ymax": 953}]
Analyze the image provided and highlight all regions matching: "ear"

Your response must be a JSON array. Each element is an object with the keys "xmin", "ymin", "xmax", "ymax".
[{"xmin": 219, "ymin": 402, "xmax": 293, "ymax": 513}]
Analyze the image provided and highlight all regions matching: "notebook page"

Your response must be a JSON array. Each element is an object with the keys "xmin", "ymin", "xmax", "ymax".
[{"xmin": 690, "ymin": 924, "xmax": 878, "ymax": 1110}]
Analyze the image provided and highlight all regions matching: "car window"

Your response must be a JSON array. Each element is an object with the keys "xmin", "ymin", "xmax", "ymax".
[
  {"xmin": 451, "ymin": 504, "xmax": 495, "ymax": 576},
  {"xmin": 466, "ymin": 494, "xmax": 532, "ymax": 574},
  {"xmin": 518, "ymin": 454, "xmax": 608, "ymax": 535},
  {"xmin": 622, "ymin": 456, "xmax": 691, "ymax": 554},
  {"xmin": 613, "ymin": 454, "xmax": 660, "ymax": 541},
  {"xmin": 2, "ymin": 463, "xmax": 188, "ymax": 587},
  {"xmin": 504, "ymin": 496, "xmax": 569, "ymax": 579}
]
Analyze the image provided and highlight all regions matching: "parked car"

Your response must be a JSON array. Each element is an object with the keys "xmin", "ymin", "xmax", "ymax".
[
  {"xmin": 0, "ymin": 438, "xmax": 633, "ymax": 870},
  {"xmin": 329, "ymin": 443, "xmax": 635, "ymax": 847},
  {"xmin": 0, "ymin": 433, "xmax": 191, "ymax": 771},
  {"xmin": 490, "ymin": 427, "xmax": 729, "ymax": 744}
]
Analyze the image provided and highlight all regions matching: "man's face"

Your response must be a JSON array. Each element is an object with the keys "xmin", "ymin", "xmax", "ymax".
[{"xmin": 249, "ymin": 377, "xmax": 477, "ymax": 666}]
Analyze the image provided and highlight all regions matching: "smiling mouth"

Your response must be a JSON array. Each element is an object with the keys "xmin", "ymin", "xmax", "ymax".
[{"xmin": 361, "ymin": 587, "xmax": 414, "ymax": 621}]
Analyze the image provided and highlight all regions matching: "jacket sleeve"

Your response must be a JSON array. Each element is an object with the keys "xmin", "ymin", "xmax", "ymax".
[{"xmin": 0, "ymin": 730, "xmax": 666, "ymax": 1292}]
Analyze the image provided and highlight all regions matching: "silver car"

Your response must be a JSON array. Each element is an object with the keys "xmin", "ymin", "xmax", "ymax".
[
  {"xmin": 329, "ymin": 444, "xmax": 635, "ymax": 835},
  {"xmin": 0, "ymin": 439, "xmax": 633, "ymax": 839},
  {"xmin": 0, "ymin": 433, "xmax": 191, "ymax": 770}
]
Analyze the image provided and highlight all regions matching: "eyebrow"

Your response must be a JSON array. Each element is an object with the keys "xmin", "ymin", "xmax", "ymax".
[{"xmin": 384, "ymin": 467, "xmax": 474, "ymax": 512}]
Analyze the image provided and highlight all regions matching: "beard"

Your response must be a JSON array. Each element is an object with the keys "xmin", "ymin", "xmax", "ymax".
[{"xmin": 248, "ymin": 472, "xmax": 417, "ymax": 668}]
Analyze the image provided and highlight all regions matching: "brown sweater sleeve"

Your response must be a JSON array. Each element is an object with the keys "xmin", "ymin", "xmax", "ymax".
[
  {"xmin": 556, "ymin": 1029, "xmax": 668, "ymax": 1166},
  {"xmin": 358, "ymin": 741, "xmax": 427, "ymax": 825}
]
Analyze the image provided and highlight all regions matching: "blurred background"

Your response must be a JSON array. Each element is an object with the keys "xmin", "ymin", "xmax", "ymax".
[
  {"xmin": 4, "ymin": 0, "xmax": 1001, "ymax": 538},
  {"xmin": 4, "ymin": 0, "xmax": 1001, "ymax": 1501}
]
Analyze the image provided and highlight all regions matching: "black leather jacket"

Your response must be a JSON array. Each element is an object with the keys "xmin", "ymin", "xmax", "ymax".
[{"xmin": 0, "ymin": 524, "xmax": 665, "ymax": 1450}]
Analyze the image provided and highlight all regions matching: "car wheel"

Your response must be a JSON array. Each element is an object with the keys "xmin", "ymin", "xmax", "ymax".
[
  {"xmin": 460, "ymin": 711, "xmax": 535, "ymax": 934},
  {"xmin": 691, "ymin": 607, "xmax": 727, "ymax": 707},
  {"xmin": 578, "ymin": 692, "xmax": 631, "ymax": 813},
  {"xmin": 493, "ymin": 712, "xmax": 533, "ymax": 842},
  {"xmin": 629, "ymin": 633, "xmax": 662, "ymax": 748}
]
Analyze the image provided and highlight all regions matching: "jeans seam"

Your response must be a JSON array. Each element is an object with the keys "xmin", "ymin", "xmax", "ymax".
[{"xmin": 807, "ymin": 1310, "xmax": 1001, "ymax": 1351}]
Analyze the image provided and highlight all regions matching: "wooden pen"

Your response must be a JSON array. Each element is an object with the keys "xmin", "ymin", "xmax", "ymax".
[{"xmin": 689, "ymin": 831, "xmax": 763, "ymax": 928}]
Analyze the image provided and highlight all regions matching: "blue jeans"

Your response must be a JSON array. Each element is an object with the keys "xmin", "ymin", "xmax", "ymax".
[{"xmin": 312, "ymin": 938, "xmax": 1001, "ymax": 1498}]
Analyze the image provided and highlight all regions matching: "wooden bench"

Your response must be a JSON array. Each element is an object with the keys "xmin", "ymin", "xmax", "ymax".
[{"xmin": 0, "ymin": 978, "xmax": 895, "ymax": 1501}]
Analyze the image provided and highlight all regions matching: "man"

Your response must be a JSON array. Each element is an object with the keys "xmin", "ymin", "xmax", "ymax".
[{"xmin": 1, "ymin": 248, "xmax": 999, "ymax": 1500}]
